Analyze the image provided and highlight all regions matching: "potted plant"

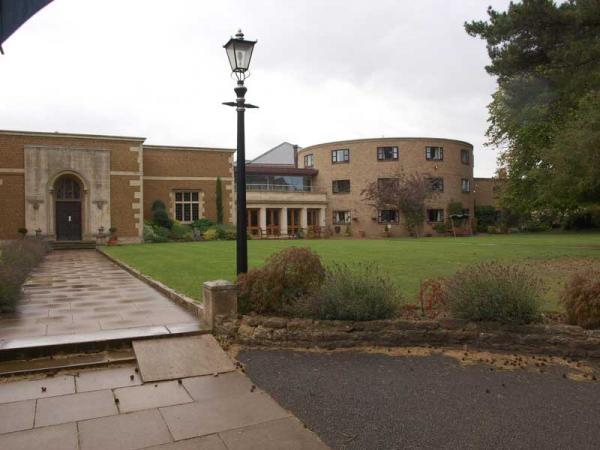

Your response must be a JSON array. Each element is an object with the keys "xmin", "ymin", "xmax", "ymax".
[
  {"xmin": 17, "ymin": 227, "xmax": 27, "ymax": 239},
  {"xmin": 108, "ymin": 227, "xmax": 118, "ymax": 245},
  {"xmin": 383, "ymin": 223, "xmax": 392, "ymax": 238}
]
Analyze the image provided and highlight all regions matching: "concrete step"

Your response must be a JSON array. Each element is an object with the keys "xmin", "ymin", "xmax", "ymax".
[
  {"xmin": 50, "ymin": 240, "xmax": 97, "ymax": 250},
  {"xmin": 0, "ymin": 322, "xmax": 210, "ymax": 364},
  {"xmin": 0, "ymin": 349, "xmax": 136, "ymax": 377}
]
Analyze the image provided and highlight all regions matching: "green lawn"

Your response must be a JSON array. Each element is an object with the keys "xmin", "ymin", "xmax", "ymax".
[{"xmin": 104, "ymin": 233, "xmax": 600, "ymax": 312}]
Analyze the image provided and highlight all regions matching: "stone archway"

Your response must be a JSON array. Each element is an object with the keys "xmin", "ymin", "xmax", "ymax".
[{"xmin": 54, "ymin": 174, "xmax": 83, "ymax": 241}]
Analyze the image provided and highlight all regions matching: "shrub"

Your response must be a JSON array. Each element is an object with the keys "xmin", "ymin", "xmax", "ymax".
[
  {"xmin": 446, "ymin": 262, "xmax": 542, "ymax": 324},
  {"xmin": 143, "ymin": 224, "xmax": 156, "ymax": 242},
  {"xmin": 0, "ymin": 240, "xmax": 48, "ymax": 312},
  {"xmin": 202, "ymin": 228, "xmax": 219, "ymax": 241},
  {"xmin": 475, "ymin": 205, "xmax": 497, "ymax": 232},
  {"xmin": 151, "ymin": 199, "xmax": 166, "ymax": 212},
  {"xmin": 237, "ymin": 247, "xmax": 325, "ymax": 314},
  {"xmin": 152, "ymin": 208, "xmax": 173, "ymax": 229},
  {"xmin": 561, "ymin": 269, "xmax": 600, "ymax": 329},
  {"xmin": 218, "ymin": 224, "xmax": 236, "ymax": 240},
  {"xmin": 169, "ymin": 221, "xmax": 192, "ymax": 241},
  {"xmin": 432, "ymin": 222, "xmax": 450, "ymax": 234},
  {"xmin": 192, "ymin": 218, "xmax": 215, "ymax": 233},
  {"xmin": 296, "ymin": 263, "xmax": 400, "ymax": 321},
  {"xmin": 17, "ymin": 227, "xmax": 28, "ymax": 237}
]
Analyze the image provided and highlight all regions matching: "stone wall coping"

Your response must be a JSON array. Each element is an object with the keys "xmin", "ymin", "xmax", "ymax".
[{"xmin": 203, "ymin": 280, "xmax": 237, "ymax": 290}]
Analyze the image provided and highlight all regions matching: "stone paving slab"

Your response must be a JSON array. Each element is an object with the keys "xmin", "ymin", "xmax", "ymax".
[
  {"xmin": 182, "ymin": 371, "xmax": 254, "ymax": 402},
  {"xmin": 219, "ymin": 417, "xmax": 330, "ymax": 450},
  {"xmin": 0, "ymin": 399, "xmax": 35, "ymax": 434},
  {"xmin": 143, "ymin": 435, "xmax": 228, "ymax": 450},
  {"xmin": 75, "ymin": 365, "xmax": 142, "ymax": 392},
  {"xmin": 0, "ymin": 422, "xmax": 78, "ymax": 450},
  {"xmin": 0, "ymin": 375, "xmax": 75, "ymax": 403},
  {"xmin": 134, "ymin": 335, "xmax": 235, "ymax": 382},
  {"xmin": 159, "ymin": 391, "xmax": 291, "ymax": 440},
  {"xmin": 0, "ymin": 250, "xmax": 199, "ymax": 344},
  {"xmin": 114, "ymin": 380, "xmax": 193, "ymax": 413},
  {"xmin": 78, "ymin": 408, "xmax": 173, "ymax": 450},
  {"xmin": 35, "ymin": 389, "xmax": 118, "ymax": 427}
]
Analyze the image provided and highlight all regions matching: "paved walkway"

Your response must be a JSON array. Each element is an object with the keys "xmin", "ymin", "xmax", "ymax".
[
  {"xmin": 0, "ymin": 362, "xmax": 328, "ymax": 449},
  {"xmin": 0, "ymin": 250, "xmax": 197, "ymax": 341}
]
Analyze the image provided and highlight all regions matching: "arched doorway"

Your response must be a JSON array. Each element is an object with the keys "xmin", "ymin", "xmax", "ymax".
[{"xmin": 54, "ymin": 175, "xmax": 82, "ymax": 241}]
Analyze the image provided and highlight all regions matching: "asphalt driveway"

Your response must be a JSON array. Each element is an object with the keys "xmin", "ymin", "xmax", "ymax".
[{"xmin": 238, "ymin": 349, "xmax": 600, "ymax": 450}]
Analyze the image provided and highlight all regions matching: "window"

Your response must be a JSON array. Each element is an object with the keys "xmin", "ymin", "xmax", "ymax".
[
  {"xmin": 175, "ymin": 191, "xmax": 200, "ymax": 223},
  {"xmin": 304, "ymin": 154, "xmax": 314, "ymax": 168},
  {"xmin": 378, "ymin": 210, "xmax": 399, "ymax": 224},
  {"xmin": 427, "ymin": 209, "xmax": 444, "ymax": 222},
  {"xmin": 331, "ymin": 148, "xmax": 349, "ymax": 164},
  {"xmin": 461, "ymin": 149, "xmax": 470, "ymax": 165},
  {"xmin": 332, "ymin": 179, "xmax": 351, "ymax": 194},
  {"xmin": 377, "ymin": 146, "xmax": 398, "ymax": 161},
  {"xmin": 429, "ymin": 177, "xmax": 444, "ymax": 192},
  {"xmin": 461, "ymin": 178, "xmax": 471, "ymax": 193},
  {"xmin": 425, "ymin": 146, "xmax": 443, "ymax": 161},
  {"xmin": 333, "ymin": 210, "xmax": 351, "ymax": 224}
]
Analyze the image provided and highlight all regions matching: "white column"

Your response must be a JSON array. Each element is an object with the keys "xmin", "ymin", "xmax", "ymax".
[
  {"xmin": 319, "ymin": 207, "xmax": 327, "ymax": 227},
  {"xmin": 259, "ymin": 207, "xmax": 267, "ymax": 236},
  {"xmin": 300, "ymin": 207, "xmax": 308, "ymax": 230},
  {"xmin": 280, "ymin": 208, "xmax": 288, "ymax": 236}
]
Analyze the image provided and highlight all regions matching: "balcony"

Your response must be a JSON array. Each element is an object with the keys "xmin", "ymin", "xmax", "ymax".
[
  {"xmin": 246, "ymin": 183, "xmax": 322, "ymax": 193},
  {"xmin": 244, "ymin": 184, "xmax": 327, "ymax": 205}
]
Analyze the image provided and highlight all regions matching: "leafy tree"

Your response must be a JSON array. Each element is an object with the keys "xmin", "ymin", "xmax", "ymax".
[
  {"xmin": 361, "ymin": 171, "xmax": 435, "ymax": 237},
  {"xmin": 466, "ymin": 0, "xmax": 600, "ymax": 218},
  {"xmin": 216, "ymin": 177, "xmax": 224, "ymax": 224}
]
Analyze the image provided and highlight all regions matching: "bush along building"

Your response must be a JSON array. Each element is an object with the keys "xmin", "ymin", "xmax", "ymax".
[{"xmin": 0, "ymin": 129, "xmax": 235, "ymax": 242}]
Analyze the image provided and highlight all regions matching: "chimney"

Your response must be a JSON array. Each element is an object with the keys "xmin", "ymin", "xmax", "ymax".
[{"xmin": 293, "ymin": 144, "xmax": 299, "ymax": 167}]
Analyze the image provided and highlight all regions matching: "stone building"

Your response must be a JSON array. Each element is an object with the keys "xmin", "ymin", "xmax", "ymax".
[
  {"xmin": 244, "ymin": 137, "xmax": 493, "ymax": 238},
  {"xmin": 0, "ymin": 130, "xmax": 234, "ymax": 242}
]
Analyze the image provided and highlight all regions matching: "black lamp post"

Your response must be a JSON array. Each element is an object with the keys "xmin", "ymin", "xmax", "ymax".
[{"xmin": 223, "ymin": 30, "xmax": 257, "ymax": 275}]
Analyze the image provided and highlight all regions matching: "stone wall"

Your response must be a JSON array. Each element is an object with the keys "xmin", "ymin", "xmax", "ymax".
[{"xmin": 215, "ymin": 315, "xmax": 600, "ymax": 358}]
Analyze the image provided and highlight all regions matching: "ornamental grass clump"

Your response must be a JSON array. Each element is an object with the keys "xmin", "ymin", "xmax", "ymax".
[
  {"xmin": 298, "ymin": 263, "xmax": 401, "ymax": 321},
  {"xmin": 561, "ymin": 269, "xmax": 600, "ymax": 329},
  {"xmin": 236, "ymin": 247, "xmax": 325, "ymax": 314},
  {"xmin": 0, "ymin": 240, "xmax": 49, "ymax": 313},
  {"xmin": 446, "ymin": 262, "xmax": 542, "ymax": 325}
]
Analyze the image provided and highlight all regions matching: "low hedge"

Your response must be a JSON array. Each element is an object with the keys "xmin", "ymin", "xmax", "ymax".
[{"xmin": 0, "ymin": 240, "xmax": 49, "ymax": 313}]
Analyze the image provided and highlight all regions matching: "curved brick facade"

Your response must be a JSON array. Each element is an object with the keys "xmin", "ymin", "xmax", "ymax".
[{"xmin": 298, "ymin": 137, "xmax": 474, "ymax": 237}]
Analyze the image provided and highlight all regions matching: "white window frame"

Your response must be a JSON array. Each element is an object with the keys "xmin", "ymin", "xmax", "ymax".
[
  {"xmin": 331, "ymin": 148, "xmax": 350, "ymax": 164},
  {"xmin": 332, "ymin": 179, "xmax": 351, "ymax": 194},
  {"xmin": 174, "ymin": 191, "xmax": 200, "ymax": 223},
  {"xmin": 377, "ymin": 146, "xmax": 399, "ymax": 161},
  {"xmin": 427, "ymin": 209, "xmax": 444, "ymax": 223},
  {"xmin": 425, "ymin": 146, "xmax": 444, "ymax": 161},
  {"xmin": 333, "ymin": 210, "xmax": 351, "ymax": 225},
  {"xmin": 304, "ymin": 154, "xmax": 314, "ymax": 168},
  {"xmin": 461, "ymin": 178, "xmax": 471, "ymax": 193},
  {"xmin": 378, "ymin": 210, "xmax": 399, "ymax": 224}
]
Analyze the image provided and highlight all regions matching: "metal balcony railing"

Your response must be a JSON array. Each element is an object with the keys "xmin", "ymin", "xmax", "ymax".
[{"xmin": 245, "ymin": 183, "xmax": 322, "ymax": 193}]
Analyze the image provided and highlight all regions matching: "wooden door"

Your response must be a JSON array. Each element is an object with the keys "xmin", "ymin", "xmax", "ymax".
[
  {"xmin": 266, "ymin": 209, "xmax": 280, "ymax": 236},
  {"xmin": 56, "ymin": 201, "xmax": 82, "ymax": 241}
]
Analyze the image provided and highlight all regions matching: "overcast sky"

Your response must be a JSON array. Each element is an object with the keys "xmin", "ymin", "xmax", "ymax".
[{"xmin": 0, "ymin": 0, "xmax": 511, "ymax": 177}]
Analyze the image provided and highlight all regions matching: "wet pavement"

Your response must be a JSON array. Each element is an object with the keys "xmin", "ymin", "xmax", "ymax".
[
  {"xmin": 238, "ymin": 349, "xmax": 600, "ymax": 450},
  {"xmin": 0, "ymin": 250, "xmax": 197, "ymax": 341}
]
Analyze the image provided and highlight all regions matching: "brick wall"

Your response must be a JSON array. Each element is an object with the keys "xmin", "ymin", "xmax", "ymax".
[{"xmin": 298, "ymin": 137, "xmax": 475, "ymax": 237}]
